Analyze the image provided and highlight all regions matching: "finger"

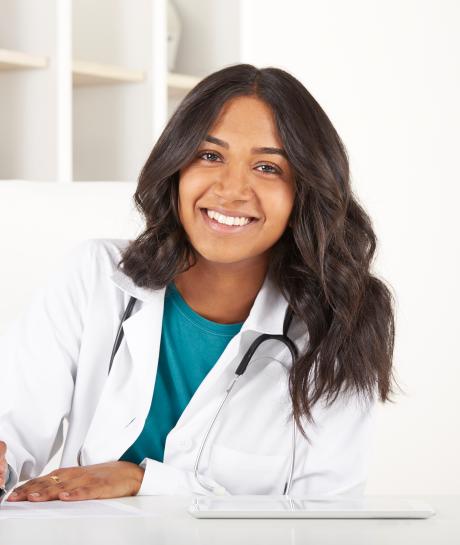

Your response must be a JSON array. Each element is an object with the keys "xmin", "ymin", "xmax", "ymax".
[
  {"xmin": 23, "ymin": 481, "xmax": 68, "ymax": 502},
  {"xmin": 8, "ymin": 472, "xmax": 98, "ymax": 502},
  {"xmin": 7, "ymin": 475, "xmax": 68, "ymax": 501},
  {"xmin": 0, "ymin": 441, "xmax": 6, "ymax": 458},
  {"xmin": 7, "ymin": 480, "xmax": 41, "ymax": 501},
  {"xmin": 7, "ymin": 467, "xmax": 83, "ymax": 501}
]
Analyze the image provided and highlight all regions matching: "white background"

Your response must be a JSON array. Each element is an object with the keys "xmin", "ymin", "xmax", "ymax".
[{"xmin": 1, "ymin": 0, "xmax": 459, "ymax": 494}]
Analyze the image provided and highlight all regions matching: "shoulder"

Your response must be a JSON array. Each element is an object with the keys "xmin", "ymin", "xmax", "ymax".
[
  {"xmin": 41, "ymin": 238, "xmax": 133, "ymax": 303},
  {"xmin": 64, "ymin": 237, "xmax": 131, "ymax": 275}
]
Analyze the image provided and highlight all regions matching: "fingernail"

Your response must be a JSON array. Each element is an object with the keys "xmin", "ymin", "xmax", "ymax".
[
  {"xmin": 10, "ymin": 492, "xmax": 18, "ymax": 497},
  {"xmin": 29, "ymin": 492, "xmax": 40, "ymax": 497},
  {"xmin": 60, "ymin": 492, "xmax": 70, "ymax": 498}
]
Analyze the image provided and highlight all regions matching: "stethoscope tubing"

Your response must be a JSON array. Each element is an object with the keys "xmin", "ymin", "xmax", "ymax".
[{"xmin": 193, "ymin": 326, "xmax": 299, "ymax": 495}]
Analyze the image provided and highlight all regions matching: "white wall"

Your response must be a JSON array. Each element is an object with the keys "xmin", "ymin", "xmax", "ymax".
[
  {"xmin": 0, "ymin": 181, "xmax": 141, "ymax": 331},
  {"xmin": 240, "ymin": 0, "xmax": 460, "ymax": 494}
]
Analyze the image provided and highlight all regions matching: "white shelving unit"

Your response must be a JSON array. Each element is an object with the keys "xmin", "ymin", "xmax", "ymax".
[
  {"xmin": 72, "ymin": 61, "xmax": 146, "ymax": 86},
  {"xmin": 0, "ymin": 48, "xmax": 48, "ymax": 70},
  {"xmin": 0, "ymin": 0, "xmax": 243, "ymax": 183}
]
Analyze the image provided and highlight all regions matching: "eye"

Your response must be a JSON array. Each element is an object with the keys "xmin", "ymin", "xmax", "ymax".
[
  {"xmin": 197, "ymin": 151, "xmax": 221, "ymax": 162},
  {"xmin": 196, "ymin": 150, "xmax": 282, "ymax": 176},
  {"xmin": 256, "ymin": 163, "xmax": 281, "ymax": 175}
]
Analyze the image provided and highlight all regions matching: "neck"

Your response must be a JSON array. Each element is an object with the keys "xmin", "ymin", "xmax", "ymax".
[{"xmin": 173, "ymin": 254, "xmax": 270, "ymax": 324}]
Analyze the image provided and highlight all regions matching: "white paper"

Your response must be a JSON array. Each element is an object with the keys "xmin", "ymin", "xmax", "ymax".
[{"xmin": 0, "ymin": 498, "xmax": 153, "ymax": 519}]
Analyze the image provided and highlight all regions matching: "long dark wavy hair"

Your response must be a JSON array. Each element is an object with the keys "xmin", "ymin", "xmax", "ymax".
[{"xmin": 119, "ymin": 63, "xmax": 401, "ymax": 438}]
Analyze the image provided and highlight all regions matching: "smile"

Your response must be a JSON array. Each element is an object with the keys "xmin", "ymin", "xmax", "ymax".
[{"xmin": 200, "ymin": 208, "xmax": 260, "ymax": 234}]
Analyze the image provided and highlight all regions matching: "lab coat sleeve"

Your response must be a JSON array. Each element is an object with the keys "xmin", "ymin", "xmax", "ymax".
[
  {"xmin": 137, "ymin": 457, "xmax": 229, "ymax": 496},
  {"xmin": 0, "ymin": 239, "xmax": 97, "ymax": 491},
  {"xmin": 289, "ymin": 389, "xmax": 378, "ymax": 498}
]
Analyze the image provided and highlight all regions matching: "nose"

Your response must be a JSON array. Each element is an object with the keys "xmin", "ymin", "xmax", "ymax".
[{"xmin": 212, "ymin": 162, "xmax": 253, "ymax": 201}]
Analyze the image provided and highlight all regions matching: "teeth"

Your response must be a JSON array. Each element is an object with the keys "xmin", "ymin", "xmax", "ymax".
[{"xmin": 206, "ymin": 209, "xmax": 251, "ymax": 226}]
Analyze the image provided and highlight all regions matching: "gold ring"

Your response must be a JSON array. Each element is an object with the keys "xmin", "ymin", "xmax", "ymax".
[{"xmin": 49, "ymin": 475, "xmax": 61, "ymax": 484}]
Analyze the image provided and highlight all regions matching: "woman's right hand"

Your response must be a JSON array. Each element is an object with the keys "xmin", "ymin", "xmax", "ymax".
[{"xmin": 0, "ymin": 441, "xmax": 8, "ymax": 488}]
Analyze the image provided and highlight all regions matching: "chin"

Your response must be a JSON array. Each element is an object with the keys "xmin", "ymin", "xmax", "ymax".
[{"xmin": 197, "ymin": 247, "xmax": 256, "ymax": 265}]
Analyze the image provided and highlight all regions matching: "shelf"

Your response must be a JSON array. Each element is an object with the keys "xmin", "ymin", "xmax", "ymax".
[
  {"xmin": 73, "ymin": 60, "xmax": 145, "ymax": 86},
  {"xmin": 1, "ymin": 0, "xmax": 241, "ymax": 182},
  {"xmin": 0, "ymin": 54, "xmax": 196, "ymax": 91},
  {"xmin": 168, "ymin": 72, "xmax": 201, "ymax": 92},
  {"xmin": 0, "ymin": 48, "xmax": 48, "ymax": 70}
]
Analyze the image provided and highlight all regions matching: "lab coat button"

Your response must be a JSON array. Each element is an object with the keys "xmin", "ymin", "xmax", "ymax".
[{"xmin": 178, "ymin": 438, "xmax": 193, "ymax": 452}]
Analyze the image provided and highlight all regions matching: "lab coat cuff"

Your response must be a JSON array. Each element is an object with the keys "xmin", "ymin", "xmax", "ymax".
[
  {"xmin": 137, "ymin": 457, "xmax": 224, "ymax": 496},
  {"xmin": 6, "ymin": 463, "xmax": 18, "ymax": 488},
  {"xmin": 4, "ymin": 451, "xmax": 19, "ymax": 490},
  {"xmin": 137, "ymin": 457, "xmax": 191, "ymax": 495},
  {"xmin": 1, "ymin": 454, "xmax": 19, "ymax": 500}
]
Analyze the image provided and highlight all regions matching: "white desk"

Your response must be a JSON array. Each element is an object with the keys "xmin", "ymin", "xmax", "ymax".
[{"xmin": 0, "ymin": 495, "xmax": 458, "ymax": 545}]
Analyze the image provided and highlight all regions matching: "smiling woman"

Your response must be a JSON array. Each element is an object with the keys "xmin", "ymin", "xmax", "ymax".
[
  {"xmin": 0, "ymin": 63, "xmax": 399, "ymax": 503},
  {"xmin": 120, "ymin": 63, "xmax": 399, "ymax": 425}
]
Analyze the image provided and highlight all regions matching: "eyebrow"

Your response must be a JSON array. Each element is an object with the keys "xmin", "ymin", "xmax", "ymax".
[{"xmin": 204, "ymin": 135, "xmax": 288, "ymax": 160}]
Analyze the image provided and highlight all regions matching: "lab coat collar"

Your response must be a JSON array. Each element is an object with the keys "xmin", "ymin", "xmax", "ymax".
[{"xmin": 109, "ymin": 267, "xmax": 289, "ymax": 335}]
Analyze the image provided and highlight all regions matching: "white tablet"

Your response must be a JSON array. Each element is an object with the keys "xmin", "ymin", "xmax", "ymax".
[{"xmin": 188, "ymin": 495, "xmax": 436, "ymax": 519}]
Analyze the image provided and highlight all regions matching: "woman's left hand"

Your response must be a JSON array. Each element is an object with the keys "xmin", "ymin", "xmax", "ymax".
[{"xmin": 6, "ymin": 461, "xmax": 145, "ymax": 502}]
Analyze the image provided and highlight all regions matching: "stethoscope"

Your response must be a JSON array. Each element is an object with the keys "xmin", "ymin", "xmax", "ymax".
[{"xmin": 78, "ymin": 291, "xmax": 299, "ymax": 495}]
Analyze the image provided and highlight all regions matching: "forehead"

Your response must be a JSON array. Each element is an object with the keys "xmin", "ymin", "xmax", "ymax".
[{"xmin": 209, "ymin": 96, "xmax": 282, "ymax": 146}]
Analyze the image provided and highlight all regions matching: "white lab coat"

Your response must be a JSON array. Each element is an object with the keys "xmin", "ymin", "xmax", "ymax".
[{"xmin": 0, "ymin": 238, "xmax": 376, "ymax": 497}]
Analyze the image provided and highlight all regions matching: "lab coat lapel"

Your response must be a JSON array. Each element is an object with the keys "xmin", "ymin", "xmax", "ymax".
[{"xmin": 81, "ymin": 271, "xmax": 166, "ymax": 464}]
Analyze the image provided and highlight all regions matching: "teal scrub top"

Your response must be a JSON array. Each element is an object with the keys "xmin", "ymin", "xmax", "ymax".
[{"xmin": 119, "ymin": 281, "xmax": 244, "ymax": 465}]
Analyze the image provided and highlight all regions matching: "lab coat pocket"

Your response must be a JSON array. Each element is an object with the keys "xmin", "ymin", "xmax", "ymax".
[{"xmin": 209, "ymin": 443, "xmax": 288, "ymax": 495}]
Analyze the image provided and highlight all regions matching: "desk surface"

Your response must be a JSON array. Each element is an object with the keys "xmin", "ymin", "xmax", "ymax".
[{"xmin": 1, "ymin": 495, "xmax": 458, "ymax": 545}]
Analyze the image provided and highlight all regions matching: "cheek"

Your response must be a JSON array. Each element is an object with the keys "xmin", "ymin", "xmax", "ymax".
[
  {"xmin": 178, "ymin": 174, "xmax": 202, "ymax": 222},
  {"xmin": 262, "ymin": 186, "xmax": 294, "ymax": 233}
]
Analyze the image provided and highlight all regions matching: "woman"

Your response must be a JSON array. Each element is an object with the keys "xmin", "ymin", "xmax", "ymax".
[{"xmin": 0, "ymin": 64, "xmax": 398, "ymax": 502}]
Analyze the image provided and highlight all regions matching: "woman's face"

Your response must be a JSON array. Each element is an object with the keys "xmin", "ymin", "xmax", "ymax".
[{"xmin": 178, "ymin": 95, "xmax": 295, "ymax": 267}]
